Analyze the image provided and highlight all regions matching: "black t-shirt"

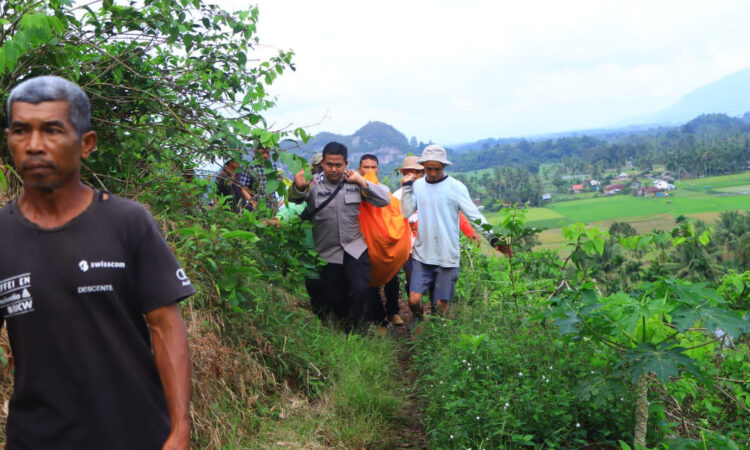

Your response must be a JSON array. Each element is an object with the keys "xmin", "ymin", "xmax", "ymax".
[{"xmin": 0, "ymin": 191, "xmax": 196, "ymax": 449}]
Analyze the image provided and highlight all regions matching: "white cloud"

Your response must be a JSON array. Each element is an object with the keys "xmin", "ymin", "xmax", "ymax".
[{"xmin": 219, "ymin": 0, "xmax": 750, "ymax": 142}]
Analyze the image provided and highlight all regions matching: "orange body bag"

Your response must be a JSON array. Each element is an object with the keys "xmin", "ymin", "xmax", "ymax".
[{"xmin": 359, "ymin": 172, "xmax": 411, "ymax": 286}]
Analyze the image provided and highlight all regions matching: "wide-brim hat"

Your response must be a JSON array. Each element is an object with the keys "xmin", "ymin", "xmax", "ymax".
[
  {"xmin": 400, "ymin": 156, "xmax": 424, "ymax": 172},
  {"xmin": 417, "ymin": 144, "xmax": 452, "ymax": 165},
  {"xmin": 310, "ymin": 153, "xmax": 323, "ymax": 166}
]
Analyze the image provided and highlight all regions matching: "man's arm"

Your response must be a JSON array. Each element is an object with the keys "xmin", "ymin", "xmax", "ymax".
[
  {"xmin": 399, "ymin": 173, "xmax": 418, "ymax": 217},
  {"xmin": 455, "ymin": 183, "xmax": 512, "ymax": 255},
  {"xmin": 146, "ymin": 304, "xmax": 191, "ymax": 450},
  {"xmin": 459, "ymin": 212, "xmax": 480, "ymax": 245},
  {"xmin": 344, "ymin": 170, "xmax": 390, "ymax": 207},
  {"xmin": 361, "ymin": 181, "xmax": 390, "ymax": 207},
  {"xmin": 400, "ymin": 183, "xmax": 417, "ymax": 217}
]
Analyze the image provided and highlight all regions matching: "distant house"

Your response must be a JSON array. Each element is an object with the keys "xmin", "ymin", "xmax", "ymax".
[
  {"xmin": 653, "ymin": 179, "xmax": 675, "ymax": 190},
  {"xmin": 571, "ymin": 184, "xmax": 584, "ymax": 193},
  {"xmin": 631, "ymin": 181, "xmax": 641, "ymax": 189},
  {"xmin": 604, "ymin": 184, "xmax": 625, "ymax": 195},
  {"xmin": 542, "ymin": 193, "xmax": 552, "ymax": 201},
  {"xmin": 617, "ymin": 172, "xmax": 629, "ymax": 179},
  {"xmin": 589, "ymin": 180, "xmax": 600, "ymax": 186}
]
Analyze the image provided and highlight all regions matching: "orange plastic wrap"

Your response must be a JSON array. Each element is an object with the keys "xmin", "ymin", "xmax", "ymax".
[{"xmin": 359, "ymin": 172, "xmax": 412, "ymax": 286}]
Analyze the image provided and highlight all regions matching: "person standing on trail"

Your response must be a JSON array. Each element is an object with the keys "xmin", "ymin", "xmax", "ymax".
[
  {"xmin": 291, "ymin": 142, "xmax": 390, "ymax": 326},
  {"xmin": 358, "ymin": 154, "xmax": 404, "ymax": 326},
  {"xmin": 216, "ymin": 157, "xmax": 255, "ymax": 213},
  {"xmin": 400, "ymin": 145, "xmax": 510, "ymax": 318},
  {"xmin": 237, "ymin": 146, "xmax": 282, "ymax": 212},
  {"xmin": 310, "ymin": 152, "xmax": 323, "ymax": 175},
  {"xmin": 393, "ymin": 155, "xmax": 481, "ymax": 307},
  {"xmin": 0, "ymin": 76, "xmax": 194, "ymax": 449}
]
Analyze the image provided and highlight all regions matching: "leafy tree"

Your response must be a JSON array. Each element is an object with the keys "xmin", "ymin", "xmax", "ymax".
[
  {"xmin": 548, "ymin": 225, "xmax": 748, "ymax": 448},
  {"xmin": 0, "ymin": 0, "xmax": 308, "ymax": 197}
]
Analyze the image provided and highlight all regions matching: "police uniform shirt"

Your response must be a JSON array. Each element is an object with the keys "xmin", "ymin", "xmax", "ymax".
[{"xmin": 293, "ymin": 175, "xmax": 390, "ymax": 264}]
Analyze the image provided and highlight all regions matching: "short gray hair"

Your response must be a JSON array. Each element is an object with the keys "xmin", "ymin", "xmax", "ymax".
[{"xmin": 6, "ymin": 76, "xmax": 91, "ymax": 137}]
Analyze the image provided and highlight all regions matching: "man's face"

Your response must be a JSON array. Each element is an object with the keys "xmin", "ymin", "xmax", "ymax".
[
  {"xmin": 422, "ymin": 161, "xmax": 445, "ymax": 182},
  {"xmin": 401, "ymin": 168, "xmax": 424, "ymax": 180},
  {"xmin": 5, "ymin": 101, "xmax": 96, "ymax": 190},
  {"xmin": 259, "ymin": 148, "xmax": 270, "ymax": 160},
  {"xmin": 226, "ymin": 160, "xmax": 239, "ymax": 172},
  {"xmin": 322, "ymin": 154, "xmax": 346, "ymax": 183},
  {"xmin": 358, "ymin": 158, "xmax": 378, "ymax": 177}
]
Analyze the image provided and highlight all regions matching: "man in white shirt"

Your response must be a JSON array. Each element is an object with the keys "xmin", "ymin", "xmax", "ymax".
[{"xmin": 400, "ymin": 145, "xmax": 508, "ymax": 317}]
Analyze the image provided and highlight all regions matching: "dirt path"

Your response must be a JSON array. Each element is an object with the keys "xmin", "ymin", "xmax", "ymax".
[{"xmin": 382, "ymin": 296, "xmax": 429, "ymax": 450}]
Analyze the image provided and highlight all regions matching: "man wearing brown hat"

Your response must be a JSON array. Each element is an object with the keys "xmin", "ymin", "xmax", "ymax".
[{"xmin": 400, "ymin": 145, "xmax": 507, "ymax": 318}]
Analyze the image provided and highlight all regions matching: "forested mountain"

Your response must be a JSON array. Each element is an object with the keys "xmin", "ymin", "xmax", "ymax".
[
  {"xmin": 285, "ymin": 121, "xmax": 418, "ymax": 165},
  {"xmin": 451, "ymin": 113, "xmax": 750, "ymax": 177}
]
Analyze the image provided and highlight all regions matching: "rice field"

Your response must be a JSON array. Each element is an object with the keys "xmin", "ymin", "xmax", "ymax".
[{"xmin": 483, "ymin": 172, "xmax": 750, "ymax": 249}]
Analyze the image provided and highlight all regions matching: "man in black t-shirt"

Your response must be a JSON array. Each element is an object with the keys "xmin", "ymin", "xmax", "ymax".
[{"xmin": 1, "ymin": 76, "xmax": 195, "ymax": 449}]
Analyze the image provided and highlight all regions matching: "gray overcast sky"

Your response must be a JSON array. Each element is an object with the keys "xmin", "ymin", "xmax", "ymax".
[{"xmin": 221, "ymin": 0, "xmax": 750, "ymax": 144}]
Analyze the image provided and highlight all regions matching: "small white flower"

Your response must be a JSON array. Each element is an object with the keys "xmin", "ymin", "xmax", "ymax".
[
  {"xmin": 440, "ymin": 381, "xmax": 443, "ymax": 384},
  {"xmin": 518, "ymin": 372, "xmax": 523, "ymax": 376},
  {"xmin": 541, "ymin": 375, "xmax": 546, "ymax": 380},
  {"xmin": 468, "ymin": 367, "xmax": 472, "ymax": 371},
  {"xmin": 576, "ymin": 423, "xmax": 581, "ymax": 428},
  {"xmin": 549, "ymin": 365, "xmax": 553, "ymax": 370},
  {"xmin": 546, "ymin": 379, "xmax": 550, "ymax": 383},
  {"xmin": 462, "ymin": 359, "xmax": 466, "ymax": 363},
  {"xmin": 504, "ymin": 402, "xmax": 509, "ymax": 409},
  {"xmin": 590, "ymin": 370, "xmax": 595, "ymax": 374},
  {"xmin": 476, "ymin": 416, "xmax": 480, "ymax": 420},
  {"xmin": 450, "ymin": 435, "xmax": 454, "ymax": 439},
  {"xmin": 486, "ymin": 366, "xmax": 489, "ymax": 370},
  {"xmin": 620, "ymin": 397, "xmax": 624, "ymax": 401}
]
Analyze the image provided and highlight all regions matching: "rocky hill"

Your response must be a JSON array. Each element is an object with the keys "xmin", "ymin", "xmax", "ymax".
[{"xmin": 285, "ymin": 121, "xmax": 417, "ymax": 166}]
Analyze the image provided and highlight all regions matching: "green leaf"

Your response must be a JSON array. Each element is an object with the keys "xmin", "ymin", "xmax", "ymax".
[
  {"xmin": 265, "ymin": 178, "xmax": 279, "ymax": 194},
  {"xmin": 621, "ymin": 343, "xmax": 701, "ymax": 383},
  {"xmin": 0, "ymin": 166, "xmax": 6, "ymax": 191},
  {"xmin": 279, "ymin": 151, "xmax": 303, "ymax": 175},
  {"xmin": 672, "ymin": 303, "xmax": 746, "ymax": 337},
  {"xmin": 222, "ymin": 230, "xmax": 260, "ymax": 243},
  {"xmin": 552, "ymin": 307, "xmax": 581, "ymax": 335}
]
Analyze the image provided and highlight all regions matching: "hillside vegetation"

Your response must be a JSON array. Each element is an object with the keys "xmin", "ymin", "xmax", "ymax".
[{"xmin": 1, "ymin": 2, "xmax": 749, "ymax": 450}]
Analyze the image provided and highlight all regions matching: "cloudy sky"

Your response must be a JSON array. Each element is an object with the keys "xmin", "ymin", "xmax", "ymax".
[{"xmin": 221, "ymin": 0, "xmax": 750, "ymax": 144}]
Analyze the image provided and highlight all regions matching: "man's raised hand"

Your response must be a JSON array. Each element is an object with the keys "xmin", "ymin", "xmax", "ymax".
[
  {"xmin": 401, "ymin": 173, "xmax": 417, "ymax": 185},
  {"xmin": 293, "ymin": 168, "xmax": 308, "ymax": 190},
  {"xmin": 344, "ymin": 169, "xmax": 367, "ymax": 187}
]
